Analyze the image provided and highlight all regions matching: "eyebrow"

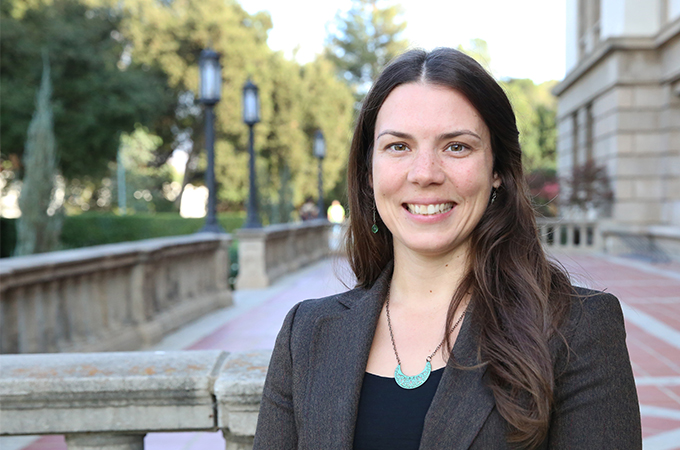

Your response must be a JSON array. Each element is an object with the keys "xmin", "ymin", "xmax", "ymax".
[{"xmin": 376, "ymin": 129, "xmax": 482, "ymax": 141}]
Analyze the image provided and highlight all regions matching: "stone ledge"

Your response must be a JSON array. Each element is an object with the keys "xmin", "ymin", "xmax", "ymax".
[
  {"xmin": 0, "ymin": 349, "xmax": 271, "ymax": 443},
  {"xmin": 0, "ymin": 233, "xmax": 231, "ymax": 292},
  {"xmin": 215, "ymin": 350, "xmax": 271, "ymax": 437},
  {"xmin": 0, "ymin": 350, "xmax": 227, "ymax": 435}
]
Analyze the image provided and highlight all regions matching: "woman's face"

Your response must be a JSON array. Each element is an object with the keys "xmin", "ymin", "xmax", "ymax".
[{"xmin": 372, "ymin": 82, "xmax": 500, "ymax": 259}]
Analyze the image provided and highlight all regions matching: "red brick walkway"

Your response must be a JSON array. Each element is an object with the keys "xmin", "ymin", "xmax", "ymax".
[{"xmin": 14, "ymin": 254, "xmax": 680, "ymax": 450}]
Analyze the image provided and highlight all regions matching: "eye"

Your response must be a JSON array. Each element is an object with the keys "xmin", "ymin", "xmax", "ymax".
[
  {"xmin": 388, "ymin": 143, "xmax": 409, "ymax": 152},
  {"xmin": 445, "ymin": 143, "xmax": 469, "ymax": 153}
]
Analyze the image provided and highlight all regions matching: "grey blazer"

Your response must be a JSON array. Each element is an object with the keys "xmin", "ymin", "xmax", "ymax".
[{"xmin": 253, "ymin": 267, "xmax": 642, "ymax": 449}]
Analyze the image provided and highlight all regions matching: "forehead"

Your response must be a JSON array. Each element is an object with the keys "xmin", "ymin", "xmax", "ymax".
[{"xmin": 374, "ymin": 82, "xmax": 489, "ymax": 141}]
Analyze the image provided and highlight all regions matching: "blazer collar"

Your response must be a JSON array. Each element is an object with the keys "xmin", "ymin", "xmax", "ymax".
[
  {"xmin": 419, "ymin": 308, "xmax": 496, "ymax": 449},
  {"xmin": 301, "ymin": 264, "xmax": 392, "ymax": 449}
]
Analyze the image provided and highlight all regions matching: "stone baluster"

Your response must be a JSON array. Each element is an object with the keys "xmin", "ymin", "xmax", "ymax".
[{"xmin": 1, "ymin": 234, "xmax": 232, "ymax": 354}]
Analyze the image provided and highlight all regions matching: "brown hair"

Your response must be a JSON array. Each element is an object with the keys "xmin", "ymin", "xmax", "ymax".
[{"xmin": 346, "ymin": 48, "xmax": 573, "ymax": 448}]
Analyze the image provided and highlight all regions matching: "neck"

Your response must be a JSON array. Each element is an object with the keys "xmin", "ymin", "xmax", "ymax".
[{"xmin": 390, "ymin": 243, "xmax": 470, "ymax": 312}]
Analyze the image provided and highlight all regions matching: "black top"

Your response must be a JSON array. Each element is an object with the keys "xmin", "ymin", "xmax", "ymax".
[{"xmin": 353, "ymin": 367, "xmax": 444, "ymax": 450}]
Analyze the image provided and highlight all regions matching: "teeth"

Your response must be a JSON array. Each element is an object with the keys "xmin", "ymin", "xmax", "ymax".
[{"xmin": 407, "ymin": 203, "xmax": 454, "ymax": 216}]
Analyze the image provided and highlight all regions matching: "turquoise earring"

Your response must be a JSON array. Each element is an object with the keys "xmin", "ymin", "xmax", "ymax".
[{"xmin": 372, "ymin": 205, "xmax": 379, "ymax": 234}]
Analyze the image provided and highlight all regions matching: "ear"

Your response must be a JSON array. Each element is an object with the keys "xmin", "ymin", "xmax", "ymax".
[{"xmin": 492, "ymin": 172, "xmax": 501, "ymax": 189}]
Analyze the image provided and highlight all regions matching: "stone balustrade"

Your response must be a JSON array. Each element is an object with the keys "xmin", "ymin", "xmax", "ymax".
[
  {"xmin": 0, "ymin": 233, "xmax": 232, "ymax": 354},
  {"xmin": 536, "ymin": 218, "xmax": 601, "ymax": 252},
  {"xmin": 0, "ymin": 349, "xmax": 270, "ymax": 450},
  {"xmin": 236, "ymin": 219, "xmax": 331, "ymax": 289},
  {"xmin": 600, "ymin": 223, "xmax": 680, "ymax": 263}
]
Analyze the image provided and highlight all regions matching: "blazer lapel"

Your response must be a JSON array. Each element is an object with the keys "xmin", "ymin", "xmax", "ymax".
[
  {"xmin": 301, "ymin": 267, "xmax": 392, "ymax": 449},
  {"xmin": 419, "ymin": 310, "xmax": 496, "ymax": 449}
]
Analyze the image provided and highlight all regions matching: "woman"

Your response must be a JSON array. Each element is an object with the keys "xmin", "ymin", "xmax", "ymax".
[{"xmin": 253, "ymin": 48, "xmax": 641, "ymax": 449}]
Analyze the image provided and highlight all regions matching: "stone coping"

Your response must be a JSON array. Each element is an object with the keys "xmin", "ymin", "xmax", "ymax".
[
  {"xmin": 0, "ymin": 233, "xmax": 231, "ymax": 274},
  {"xmin": 235, "ymin": 219, "xmax": 329, "ymax": 238},
  {"xmin": 0, "ymin": 349, "xmax": 271, "ymax": 436},
  {"xmin": 602, "ymin": 223, "xmax": 680, "ymax": 240}
]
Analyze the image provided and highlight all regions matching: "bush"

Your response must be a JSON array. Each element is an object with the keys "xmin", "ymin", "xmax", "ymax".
[
  {"xmin": 0, "ymin": 212, "xmax": 245, "ymax": 256},
  {"xmin": 1, "ymin": 218, "xmax": 17, "ymax": 258}
]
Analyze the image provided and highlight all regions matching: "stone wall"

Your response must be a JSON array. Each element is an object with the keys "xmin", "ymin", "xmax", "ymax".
[
  {"xmin": 236, "ymin": 219, "xmax": 330, "ymax": 289},
  {"xmin": 0, "ymin": 349, "xmax": 269, "ymax": 450},
  {"xmin": 0, "ymin": 233, "xmax": 232, "ymax": 354}
]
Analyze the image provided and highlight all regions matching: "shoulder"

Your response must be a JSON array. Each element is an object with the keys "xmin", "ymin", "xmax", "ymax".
[
  {"xmin": 282, "ymin": 286, "xmax": 367, "ymax": 334},
  {"xmin": 565, "ymin": 286, "xmax": 625, "ymax": 336},
  {"xmin": 553, "ymin": 285, "xmax": 629, "ymax": 373}
]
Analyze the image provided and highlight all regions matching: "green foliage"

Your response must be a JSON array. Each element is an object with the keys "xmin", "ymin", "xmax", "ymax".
[
  {"xmin": 0, "ymin": 0, "xmax": 174, "ymax": 179},
  {"xmin": 106, "ymin": 0, "xmax": 355, "ymax": 213},
  {"xmin": 454, "ymin": 39, "xmax": 559, "ymax": 173},
  {"xmin": 1, "ymin": 218, "xmax": 18, "ymax": 258},
  {"xmin": 324, "ymin": 0, "xmax": 408, "ymax": 97},
  {"xmin": 501, "ymin": 79, "xmax": 558, "ymax": 172},
  {"xmin": 457, "ymin": 38, "xmax": 492, "ymax": 72},
  {"xmin": 3, "ymin": 0, "xmax": 357, "ymax": 221},
  {"xmin": 113, "ymin": 125, "xmax": 178, "ymax": 213},
  {"xmin": 15, "ymin": 52, "xmax": 63, "ymax": 256},
  {"xmin": 58, "ymin": 212, "xmax": 244, "ymax": 248},
  {"xmin": 1, "ymin": 212, "xmax": 244, "ymax": 257}
]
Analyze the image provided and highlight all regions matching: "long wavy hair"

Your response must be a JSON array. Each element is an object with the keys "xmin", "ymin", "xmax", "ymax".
[{"xmin": 346, "ymin": 48, "xmax": 573, "ymax": 448}]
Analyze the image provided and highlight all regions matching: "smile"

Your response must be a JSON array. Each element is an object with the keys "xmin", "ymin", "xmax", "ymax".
[{"xmin": 405, "ymin": 202, "xmax": 455, "ymax": 216}]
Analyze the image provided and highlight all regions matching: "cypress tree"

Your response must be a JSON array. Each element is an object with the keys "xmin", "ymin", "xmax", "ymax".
[{"xmin": 16, "ymin": 51, "xmax": 62, "ymax": 255}]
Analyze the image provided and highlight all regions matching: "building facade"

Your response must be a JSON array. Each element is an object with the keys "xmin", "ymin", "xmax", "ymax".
[{"xmin": 554, "ymin": 0, "xmax": 680, "ymax": 258}]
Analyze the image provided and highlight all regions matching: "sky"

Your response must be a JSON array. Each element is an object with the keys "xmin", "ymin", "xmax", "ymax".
[{"xmin": 238, "ymin": 0, "xmax": 567, "ymax": 83}]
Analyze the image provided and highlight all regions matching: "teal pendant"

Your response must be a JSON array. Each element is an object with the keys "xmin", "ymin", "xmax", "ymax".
[
  {"xmin": 371, "ymin": 224, "xmax": 379, "ymax": 234},
  {"xmin": 394, "ymin": 361, "xmax": 432, "ymax": 389}
]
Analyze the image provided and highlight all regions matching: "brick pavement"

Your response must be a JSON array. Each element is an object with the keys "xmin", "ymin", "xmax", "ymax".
[{"xmin": 10, "ymin": 253, "xmax": 680, "ymax": 450}]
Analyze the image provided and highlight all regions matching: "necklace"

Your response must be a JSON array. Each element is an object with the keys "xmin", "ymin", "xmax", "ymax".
[{"xmin": 385, "ymin": 288, "xmax": 466, "ymax": 389}]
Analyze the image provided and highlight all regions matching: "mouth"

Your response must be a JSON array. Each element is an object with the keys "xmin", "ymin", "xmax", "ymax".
[{"xmin": 404, "ymin": 202, "xmax": 455, "ymax": 216}]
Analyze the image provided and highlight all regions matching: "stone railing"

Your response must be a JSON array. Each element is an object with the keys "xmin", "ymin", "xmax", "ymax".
[
  {"xmin": 0, "ymin": 349, "xmax": 269, "ymax": 450},
  {"xmin": 536, "ymin": 218, "xmax": 601, "ymax": 252},
  {"xmin": 600, "ymin": 223, "xmax": 680, "ymax": 263},
  {"xmin": 0, "ymin": 233, "xmax": 232, "ymax": 354},
  {"xmin": 236, "ymin": 219, "xmax": 331, "ymax": 289}
]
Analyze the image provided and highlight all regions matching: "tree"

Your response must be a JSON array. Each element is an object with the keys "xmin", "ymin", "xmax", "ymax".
[
  {"xmin": 458, "ymin": 38, "xmax": 492, "ymax": 72},
  {"xmin": 15, "ymin": 51, "xmax": 62, "ymax": 255},
  {"xmin": 0, "ymin": 0, "xmax": 174, "ymax": 180},
  {"xmin": 502, "ymin": 78, "xmax": 558, "ymax": 172},
  {"xmin": 324, "ymin": 0, "xmax": 408, "ymax": 97},
  {"xmin": 457, "ymin": 39, "xmax": 559, "ymax": 173},
  {"xmin": 108, "ymin": 0, "xmax": 355, "ymax": 217}
]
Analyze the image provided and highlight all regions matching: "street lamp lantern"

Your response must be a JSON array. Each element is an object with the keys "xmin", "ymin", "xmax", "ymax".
[
  {"xmin": 243, "ymin": 79, "xmax": 262, "ymax": 228},
  {"xmin": 313, "ymin": 129, "xmax": 326, "ymax": 159},
  {"xmin": 242, "ymin": 79, "xmax": 260, "ymax": 126},
  {"xmin": 198, "ymin": 48, "xmax": 224, "ymax": 233},
  {"xmin": 198, "ymin": 49, "xmax": 221, "ymax": 104},
  {"xmin": 314, "ymin": 129, "xmax": 326, "ymax": 218}
]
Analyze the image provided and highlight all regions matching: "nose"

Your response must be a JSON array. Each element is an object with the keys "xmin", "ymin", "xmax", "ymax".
[{"xmin": 406, "ymin": 149, "xmax": 446, "ymax": 186}]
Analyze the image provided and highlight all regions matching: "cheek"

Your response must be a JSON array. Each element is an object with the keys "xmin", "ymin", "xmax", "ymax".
[
  {"xmin": 451, "ymin": 164, "xmax": 494, "ymax": 200},
  {"xmin": 372, "ymin": 158, "xmax": 398, "ymax": 197}
]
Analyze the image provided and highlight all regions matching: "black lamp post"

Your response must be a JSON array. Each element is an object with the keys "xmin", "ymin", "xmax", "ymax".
[
  {"xmin": 243, "ymin": 79, "xmax": 262, "ymax": 228},
  {"xmin": 198, "ymin": 48, "xmax": 224, "ymax": 233},
  {"xmin": 313, "ymin": 129, "xmax": 326, "ymax": 218}
]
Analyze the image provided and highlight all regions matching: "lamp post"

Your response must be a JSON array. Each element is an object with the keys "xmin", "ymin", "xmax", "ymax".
[
  {"xmin": 243, "ymin": 79, "xmax": 262, "ymax": 228},
  {"xmin": 198, "ymin": 48, "xmax": 224, "ymax": 233},
  {"xmin": 313, "ymin": 129, "xmax": 326, "ymax": 218}
]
